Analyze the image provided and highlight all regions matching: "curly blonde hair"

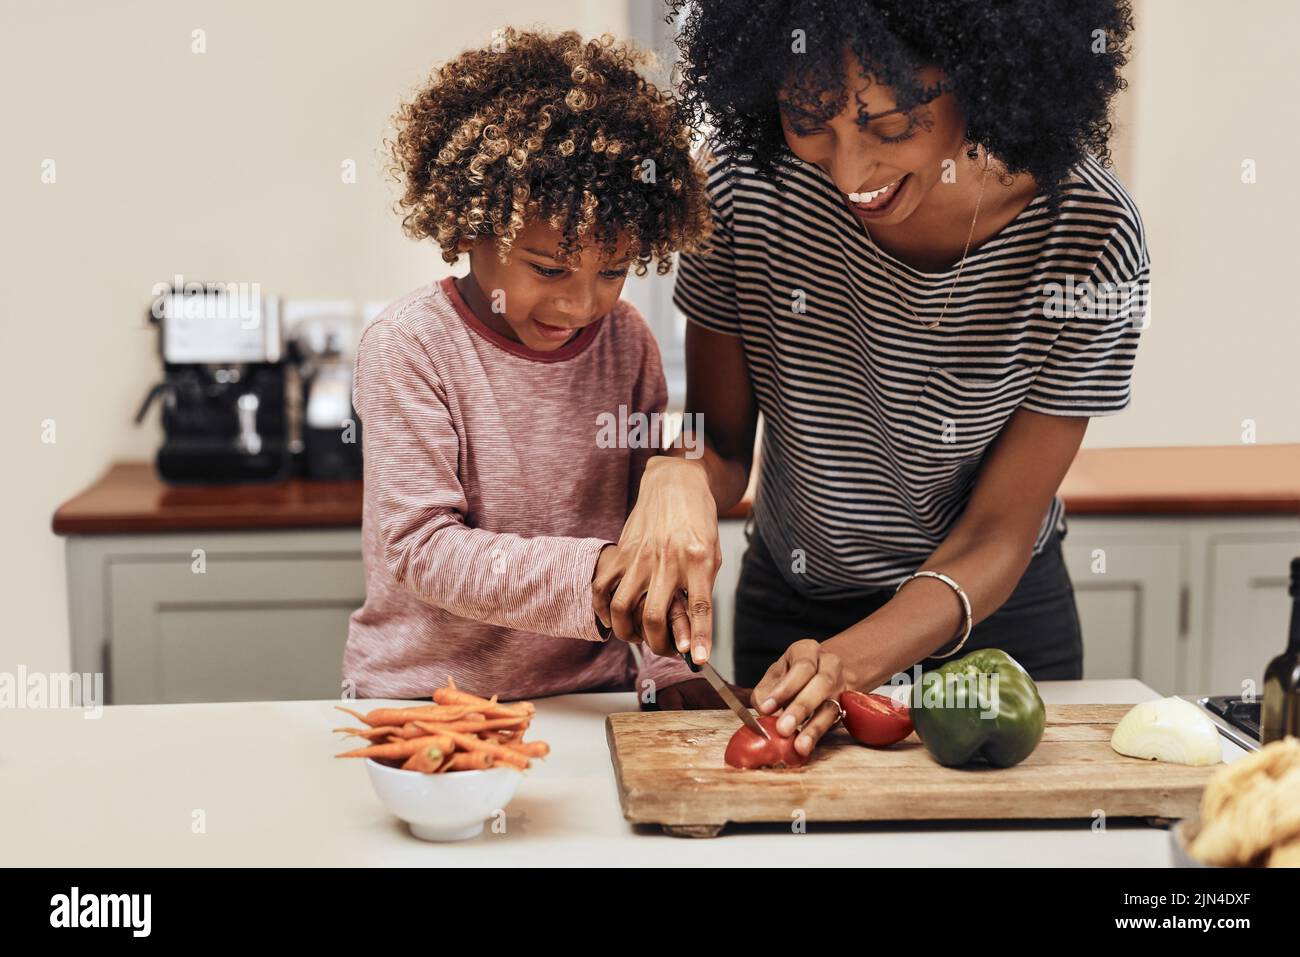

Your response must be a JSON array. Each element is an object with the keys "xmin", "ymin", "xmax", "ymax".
[{"xmin": 388, "ymin": 28, "xmax": 713, "ymax": 275}]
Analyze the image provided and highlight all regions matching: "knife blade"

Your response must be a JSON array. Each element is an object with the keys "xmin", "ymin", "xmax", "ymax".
[{"xmin": 681, "ymin": 652, "xmax": 769, "ymax": 739}]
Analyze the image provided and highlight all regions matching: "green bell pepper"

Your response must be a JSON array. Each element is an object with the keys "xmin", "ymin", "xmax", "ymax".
[{"xmin": 909, "ymin": 648, "xmax": 1046, "ymax": 768}]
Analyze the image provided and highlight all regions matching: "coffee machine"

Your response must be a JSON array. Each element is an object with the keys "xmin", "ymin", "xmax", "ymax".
[
  {"xmin": 290, "ymin": 313, "xmax": 363, "ymax": 482},
  {"xmin": 135, "ymin": 281, "xmax": 290, "ymax": 483}
]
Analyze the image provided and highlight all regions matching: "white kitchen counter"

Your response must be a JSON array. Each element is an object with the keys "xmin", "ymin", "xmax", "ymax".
[{"xmin": 0, "ymin": 679, "xmax": 1245, "ymax": 866}]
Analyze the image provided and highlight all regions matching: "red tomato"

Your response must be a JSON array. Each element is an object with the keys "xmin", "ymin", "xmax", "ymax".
[
  {"xmin": 724, "ymin": 715, "xmax": 809, "ymax": 769},
  {"xmin": 839, "ymin": 690, "xmax": 913, "ymax": 747}
]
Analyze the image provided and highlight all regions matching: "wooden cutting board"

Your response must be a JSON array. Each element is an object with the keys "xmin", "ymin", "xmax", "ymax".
[{"xmin": 606, "ymin": 705, "xmax": 1219, "ymax": 837}]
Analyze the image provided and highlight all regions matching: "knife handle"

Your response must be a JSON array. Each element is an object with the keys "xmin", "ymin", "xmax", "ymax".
[{"xmin": 680, "ymin": 651, "xmax": 701, "ymax": 674}]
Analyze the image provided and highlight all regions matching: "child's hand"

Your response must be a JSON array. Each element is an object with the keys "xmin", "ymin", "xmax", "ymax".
[
  {"xmin": 591, "ymin": 545, "xmax": 629, "ymax": 642},
  {"xmin": 593, "ymin": 543, "xmax": 621, "ymax": 593},
  {"xmin": 643, "ymin": 678, "xmax": 754, "ymax": 712}
]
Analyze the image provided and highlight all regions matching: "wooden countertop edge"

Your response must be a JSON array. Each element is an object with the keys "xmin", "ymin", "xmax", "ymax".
[
  {"xmin": 54, "ymin": 495, "xmax": 1300, "ymax": 536},
  {"xmin": 50, "ymin": 462, "xmax": 363, "ymax": 536},
  {"xmin": 51, "ymin": 513, "xmax": 365, "ymax": 536},
  {"xmin": 1054, "ymin": 495, "xmax": 1300, "ymax": 516},
  {"xmin": 723, "ymin": 496, "xmax": 1300, "ymax": 521}
]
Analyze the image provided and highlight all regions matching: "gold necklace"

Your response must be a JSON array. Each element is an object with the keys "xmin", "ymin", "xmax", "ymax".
[{"xmin": 859, "ymin": 164, "xmax": 990, "ymax": 330}]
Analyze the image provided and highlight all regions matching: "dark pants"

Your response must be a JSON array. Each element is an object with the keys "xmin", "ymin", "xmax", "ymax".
[{"xmin": 732, "ymin": 518, "xmax": 1084, "ymax": 687}]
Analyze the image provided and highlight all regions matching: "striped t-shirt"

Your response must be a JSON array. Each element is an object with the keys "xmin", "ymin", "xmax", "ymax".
[{"xmin": 673, "ymin": 151, "xmax": 1150, "ymax": 597}]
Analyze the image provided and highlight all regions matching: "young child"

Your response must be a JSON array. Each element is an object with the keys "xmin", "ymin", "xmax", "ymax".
[{"xmin": 344, "ymin": 29, "xmax": 712, "ymax": 703}]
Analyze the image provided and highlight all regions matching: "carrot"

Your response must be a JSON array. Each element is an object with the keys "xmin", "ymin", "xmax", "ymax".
[
  {"xmin": 431, "ymin": 751, "xmax": 456, "ymax": 773},
  {"xmin": 416, "ymin": 713, "xmax": 502, "ymax": 731},
  {"xmin": 433, "ymin": 678, "xmax": 534, "ymax": 718},
  {"xmin": 334, "ymin": 706, "xmax": 373, "ymax": 725},
  {"xmin": 412, "ymin": 715, "xmax": 529, "ymax": 736},
  {"xmin": 439, "ymin": 729, "xmax": 531, "ymax": 769},
  {"xmin": 334, "ymin": 682, "xmax": 548, "ymax": 772},
  {"xmin": 501, "ymin": 739, "xmax": 550, "ymax": 758},
  {"xmin": 400, "ymin": 745, "xmax": 447, "ymax": 773},
  {"xmin": 477, "ymin": 716, "xmax": 530, "ymax": 731},
  {"xmin": 339, "ymin": 705, "xmax": 478, "ymax": 728},
  {"xmin": 447, "ymin": 751, "xmax": 495, "ymax": 771},
  {"xmin": 389, "ymin": 722, "xmax": 439, "ymax": 740},
  {"xmin": 411, "ymin": 719, "xmax": 474, "ymax": 735},
  {"xmin": 335, "ymin": 733, "xmax": 454, "ymax": 761},
  {"xmin": 332, "ymin": 725, "xmax": 403, "ymax": 740}
]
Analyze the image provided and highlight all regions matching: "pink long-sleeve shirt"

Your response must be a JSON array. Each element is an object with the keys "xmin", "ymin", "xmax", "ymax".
[{"xmin": 343, "ymin": 276, "xmax": 695, "ymax": 701}]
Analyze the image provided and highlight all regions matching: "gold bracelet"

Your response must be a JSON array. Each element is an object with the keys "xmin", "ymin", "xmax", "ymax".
[{"xmin": 894, "ymin": 570, "xmax": 973, "ymax": 659}]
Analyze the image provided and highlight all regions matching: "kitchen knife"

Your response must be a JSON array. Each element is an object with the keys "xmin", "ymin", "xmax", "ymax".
[{"xmin": 681, "ymin": 652, "xmax": 770, "ymax": 739}]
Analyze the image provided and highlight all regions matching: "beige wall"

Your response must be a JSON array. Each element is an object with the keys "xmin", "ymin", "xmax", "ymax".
[
  {"xmin": 2, "ymin": 0, "xmax": 1297, "ymax": 676},
  {"xmin": 0, "ymin": 1, "xmax": 630, "ymax": 676},
  {"xmin": 1108, "ymin": 0, "xmax": 1300, "ymax": 447}
]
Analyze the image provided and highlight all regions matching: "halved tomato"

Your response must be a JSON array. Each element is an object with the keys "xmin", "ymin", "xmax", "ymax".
[
  {"xmin": 839, "ymin": 690, "xmax": 913, "ymax": 747},
  {"xmin": 724, "ymin": 715, "xmax": 809, "ymax": 769}
]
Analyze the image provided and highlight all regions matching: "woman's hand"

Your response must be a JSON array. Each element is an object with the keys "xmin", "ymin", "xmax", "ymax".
[
  {"xmin": 751, "ymin": 638, "xmax": 848, "ymax": 757},
  {"xmin": 592, "ymin": 546, "xmax": 694, "ymax": 652},
  {"xmin": 592, "ymin": 456, "xmax": 722, "ymax": 662}
]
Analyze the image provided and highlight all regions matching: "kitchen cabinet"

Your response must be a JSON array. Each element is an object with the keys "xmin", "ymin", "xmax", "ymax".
[
  {"xmin": 66, "ymin": 529, "xmax": 363, "ymax": 704},
  {"xmin": 1201, "ymin": 527, "xmax": 1300, "ymax": 696},
  {"xmin": 1059, "ymin": 520, "xmax": 1186, "ymax": 693},
  {"xmin": 1053, "ymin": 517, "xmax": 1299, "ymax": 697}
]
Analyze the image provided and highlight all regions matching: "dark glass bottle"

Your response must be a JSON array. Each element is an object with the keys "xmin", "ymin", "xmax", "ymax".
[{"xmin": 1261, "ymin": 557, "xmax": 1300, "ymax": 744}]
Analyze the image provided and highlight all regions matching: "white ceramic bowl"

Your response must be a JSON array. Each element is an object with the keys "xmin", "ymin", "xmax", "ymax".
[{"xmin": 365, "ymin": 759, "xmax": 522, "ymax": 842}]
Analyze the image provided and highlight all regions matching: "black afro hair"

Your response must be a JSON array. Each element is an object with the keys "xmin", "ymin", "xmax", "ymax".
[{"xmin": 669, "ymin": 0, "xmax": 1134, "ymax": 203}]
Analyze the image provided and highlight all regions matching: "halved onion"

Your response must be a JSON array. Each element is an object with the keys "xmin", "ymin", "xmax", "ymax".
[{"xmin": 1110, "ymin": 696, "xmax": 1223, "ymax": 766}]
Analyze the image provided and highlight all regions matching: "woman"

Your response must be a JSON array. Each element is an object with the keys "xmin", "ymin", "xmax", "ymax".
[{"xmin": 595, "ymin": 1, "xmax": 1149, "ymax": 740}]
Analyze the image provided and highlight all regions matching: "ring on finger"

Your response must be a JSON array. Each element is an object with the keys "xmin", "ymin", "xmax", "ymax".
[{"xmin": 796, "ymin": 697, "xmax": 844, "ymax": 734}]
